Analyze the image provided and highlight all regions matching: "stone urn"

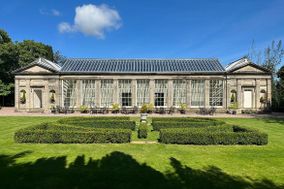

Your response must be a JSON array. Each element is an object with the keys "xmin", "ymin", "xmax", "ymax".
[{"xmin": 140, "ymin": 113, "xmax": 148, "ymax": 122}]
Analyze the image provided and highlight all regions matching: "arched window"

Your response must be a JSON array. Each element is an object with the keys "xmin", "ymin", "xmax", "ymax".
[
  {"xmin": 20, "ymin": 90, "xmax": 26, "ymax": 104},
  {"xmin": 230, "ymin": 89, "xmax": 237, "ymax": 103},
  {"xmin": 260, "ymin": 89, "xmax": 266, "ymax": 103},
  {"xmin": 49, "ymin": 90, "xmax": 55, "ymax": 103}
]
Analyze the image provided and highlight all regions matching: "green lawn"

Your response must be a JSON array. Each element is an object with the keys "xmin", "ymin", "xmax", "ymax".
[{"xmin": 0, "ymin": 116, "xmax": 283, "ymax": 189}]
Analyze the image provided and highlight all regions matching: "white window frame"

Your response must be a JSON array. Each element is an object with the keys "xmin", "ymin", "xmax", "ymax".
[
  {"xmin": 191, "ymin": 80, "xmax": 205, "ymax": 107},
  {"xmin": 173, "ymin": 79, "xmax": 187, "ymax": 107},
  {"xmin": 62, "ymin": 80, "xmax": 77, "ymax": 108},
  {"xmin": 81, "ymin": 80, "xmax": 96, "ymax": 107},
  {"xmin": 137, "ymin": 79, "xmax": 150, "ymax": 107},
  {"xmin": 209, "ymin": 80, "xmax": 224, "ymax": 107},
  {"xmin": 154, "ymin": 80, "xmax": 168, "ymax": 107},
  {"xmin": 101, "ymin": 79, "xmax": 113, "ymax": 107},
  {"xmin": 119, "ymin": 79, "xmax": 132, "ymax": 107}
]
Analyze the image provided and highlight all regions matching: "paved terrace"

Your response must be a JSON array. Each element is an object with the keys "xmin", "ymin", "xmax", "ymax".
[{"xmin": 1, "ymin": 107, "xmax": 284, "ymax": 118}]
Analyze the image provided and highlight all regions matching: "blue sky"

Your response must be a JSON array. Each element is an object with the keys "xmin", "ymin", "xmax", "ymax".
[{"xmin": 1, "ymin": 0, "xmax": 284, "ymax": 65}]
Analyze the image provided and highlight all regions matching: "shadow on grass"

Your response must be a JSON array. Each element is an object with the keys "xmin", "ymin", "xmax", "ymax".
[
  {"xmin": 0, "ymin": 151, "xmax": 282, "ymax": 189},
  {"xmin": 260, "ymin": 117, "xmax": 284, "ymax": 126}
]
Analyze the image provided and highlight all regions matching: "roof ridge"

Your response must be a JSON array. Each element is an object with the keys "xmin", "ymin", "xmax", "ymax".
[{"xmin": 66, "ymin": 58, "xmax": 219, "ymax": 60}]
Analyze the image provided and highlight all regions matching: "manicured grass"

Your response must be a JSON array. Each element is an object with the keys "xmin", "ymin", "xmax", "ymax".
[{"xmin": 0, "ymin": 116, "xmax": 283, "ymax": 188}]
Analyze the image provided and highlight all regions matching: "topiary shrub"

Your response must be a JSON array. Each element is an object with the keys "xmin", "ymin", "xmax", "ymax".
[
  {"xmin": 14, "ymin": 123, "xmax": 132, "ymax": 143},
  {"xmin": 159, "ymin": 125, "xmax": 268, "ymax": 145},
  {"xmin": 138, "ymin": 123, "xmax": 148, "ymax": 138}
]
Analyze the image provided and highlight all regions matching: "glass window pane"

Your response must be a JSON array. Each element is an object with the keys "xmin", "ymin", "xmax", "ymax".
[
  {"xmin": 173, "ymin": 80, "xmax": 187, "ymax": 106},
  {"xmin": 191, "ymin": 80, "xmax": 205, "ymax": 106},
  {"xmin": 155, "ymin": 80, "xmax": 167, "ymax": 106},
  {"xmin": 81, "ymin": 80, "xmax": 96, "ymax": 107},
  {"xmin": 119, "ymin": 80, "xmax": 132, "ymax": 106},
  {"xmin": 63, "ymin": 80, "xmax": 76, "ymax": 107},
  {"xmin": 101, "ymin": 80, "xmax": 113, "ymax": 107},
  {"xmin": 209, "ymin": 80, "xmax": 223, "ymax": 106},
  {"xmin": 137, "ymin": 80, "xmax": 150, "ymax": 106}
]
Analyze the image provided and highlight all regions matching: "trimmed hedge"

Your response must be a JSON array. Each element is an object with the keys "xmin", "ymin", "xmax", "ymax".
[
  {"xmin": 152, "ymin": 117, "xmax": 224, "ymax": 124},
  {"xmin": 15, "ymin": 123, "xmax": 132, "ymax": 143},
  {"xmin": 57, "ymin": 117, "xmax": 136, "ymax": 130},
  {"xmin": 159, "ymin": 125, "xmax": 268, "ymax": 145},
  {"xmin": 138, "ymin": 123, "xmax": 148, "ymax": 138},
  {"xmin": 152, "ymin": 121, "xmax": 224, "ymax": 131}
]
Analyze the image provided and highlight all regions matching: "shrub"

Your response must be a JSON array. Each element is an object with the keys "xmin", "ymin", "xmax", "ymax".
[
  {"xmin": 159, "ymin": 125, "xmax": 268, "ymax": 145},
  {"xmin": 58, "ymin": 117, "xmax": 130, "ymax": 123},
  {"xmin": 79, "ymin": 105, "xmax": 88, "ymax": 113},
  {"xmin": 14, "ymin": 123, "xmax": 132, "ymax": 143},
  {"xmin": 152, "ymin": 117, "xmax": 224, "ymax": 123},
  {"xmin": 57, "ymin": 117, "xmax": 136, "ymax": 130},
  {"xmin": 140, "ymin": 104, "xmax": 148, "ymax": 113},
  {"xmin": 138, "ymin": 123, "xmax": 148, "ymax": 138},
  {"xmin": 152, "ymin": 120, "xmax": 224, "ymax": 131}
]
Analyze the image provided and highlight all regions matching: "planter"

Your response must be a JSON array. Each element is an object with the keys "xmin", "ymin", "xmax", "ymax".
[{"xmin": 140, "ymin": 113, "xmax": 148, "ymax": 122}]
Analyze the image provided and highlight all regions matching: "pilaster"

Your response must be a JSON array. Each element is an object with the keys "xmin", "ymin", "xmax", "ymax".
[{"xmin": 149, "ymin": 79, "xmax": 155, "ymax": 105}]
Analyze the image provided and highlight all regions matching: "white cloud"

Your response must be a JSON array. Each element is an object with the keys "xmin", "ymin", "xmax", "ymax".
[
  {"xmin": 58, "ymin": 4, "xmax": 121, "ymax": 38},
  {"xmin": 58, "ymin": 22, "xmax": 75, "ymax": 33},
  {"xmin": 40, "ymin": 9, "xmax": 61, "ymax": 16},
  {"xmin": 51, "ymin": 9, "xmax": 61, "ymax": 16}
]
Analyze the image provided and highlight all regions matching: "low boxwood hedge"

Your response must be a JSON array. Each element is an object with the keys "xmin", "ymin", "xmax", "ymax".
[
  {"xmin": 14, "ymin": 123, "xmax": 132, "ymax": 143},
  {"xmin": 138, "ymin": 123, "xmax": 148, "ymax": 138},
  {"xmin": 58, "ymin": 116, "xmax": 130, "ymax": 123},
  {"xmin": 152, "ymin": 120, "xmax": 224, "ymax": 131},
  {"xmin": 159, "ymin": 125, "xmax": 268, "ymax": 145},
  {"xmin": 152, "ymin": 117, "xmax": 224, "ymax": 124},
  {"xmin": 57, "ymin": 117, "xmax": 136, "ymax": 130}
]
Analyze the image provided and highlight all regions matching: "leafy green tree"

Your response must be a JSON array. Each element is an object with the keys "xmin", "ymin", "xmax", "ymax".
[
  {"xmin": 0, "ymin": 42, "xmax": 19, "ymax": 83},
  {"xmin": 0, "ymin": 80, "xmax": 14, "ymax": 106},
  {"xmin": 16, "ymin": 40, "xmax": 54, "ymax": 67},
  {"xmin": 248, "ymin": 40, "xmax": 284, "ymax": 111},
  {"xmin": 0, "ymin": 29, "xmax": 12, "ymax": 44},
  {"xmin": 53, "ymin": 50, "xmax": 66, "ymax": 65}
]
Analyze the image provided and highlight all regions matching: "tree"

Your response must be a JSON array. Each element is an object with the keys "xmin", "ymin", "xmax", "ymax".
[
  {"xmin": 0, "ymin": 29, "xmax": 12, "ymax": 44},
  {"xmin": 16, "ymin": 40, "xmax": 54, "ymax": 67},
  {"xmin": 0, "ymin": 42, "xmax": 19, "ymax": 83},
  {"xmin": 53, "ymin": 50, "xmax": 66, "ymax": 66},
  {"xmin": 0, "ymin": 80, "xmax": 14, "ymax": 106},
  {"xmin": 0, "ymin": 29, "xmax": 57, "ymax": 106},
  {"xmin": 248, "ymin": 40, "xmax": 284, "ymax": 111}
]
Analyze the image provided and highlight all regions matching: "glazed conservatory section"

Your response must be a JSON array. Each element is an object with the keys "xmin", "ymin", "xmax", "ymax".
[{"xmin": 62, "ymin": 79, "xmax": 224, "ymax": 109}]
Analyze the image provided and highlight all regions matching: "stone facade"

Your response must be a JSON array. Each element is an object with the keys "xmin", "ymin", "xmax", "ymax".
[{"xmin": 14, "ymin": 58, "xmax": 272, "ymax": 113}]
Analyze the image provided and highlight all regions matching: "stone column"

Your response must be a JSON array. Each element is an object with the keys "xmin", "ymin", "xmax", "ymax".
[
  {"xmin": 113, "ymin": 79, "xmax": 119, "ymax": 104},
  {"xmin": 187, "ymin": 80, "xmax": 191, "ymax": 108},
  {"xmin": 15, "ymin": 79, "xmax": 19, "ymax": 111},
  {"xmin": 204, "ymin": 80, "xmax": 210, "ymax": 108},
  {"xmin": 167, "ymin": 80, "xmax": 173, "ymax": 107},
  {"xmin": 149, "ymin": 79, "xmax": 155, "ymax": 105},
  {"xmin": 226, "ymin": 78, "xmax": 231, "ymax": 109},
  {"xmin": 76, "ymin": 80, "xmax": 81, "ymax": 109},
  {"xmin": 255, "ymin": 79, "xmax": 260, "ymax": 109},
  {"xmin": 132, "ymin": 79, "xmax": 137, "ymax": 106},
  {"xmin": 223, "ymin": 78, "xmax": 227, "ymax": 109},
  {"xmin": 26, "ymin": 79, "xmax": 31, "ymax": 111},
  {"xmin": 267, "ymin": 78, "xmax": 272, "ymax": 108},
  {"xmin": 96, "ymin": 80, "xmax": 101, "ymax": 107},
  {"xmin": 237, "ymin": 79, "xmax": 242, "ymax": 109},
  {"xmin": 44, "ymin": 80, "xmax": 49, "ymax": 112}
]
